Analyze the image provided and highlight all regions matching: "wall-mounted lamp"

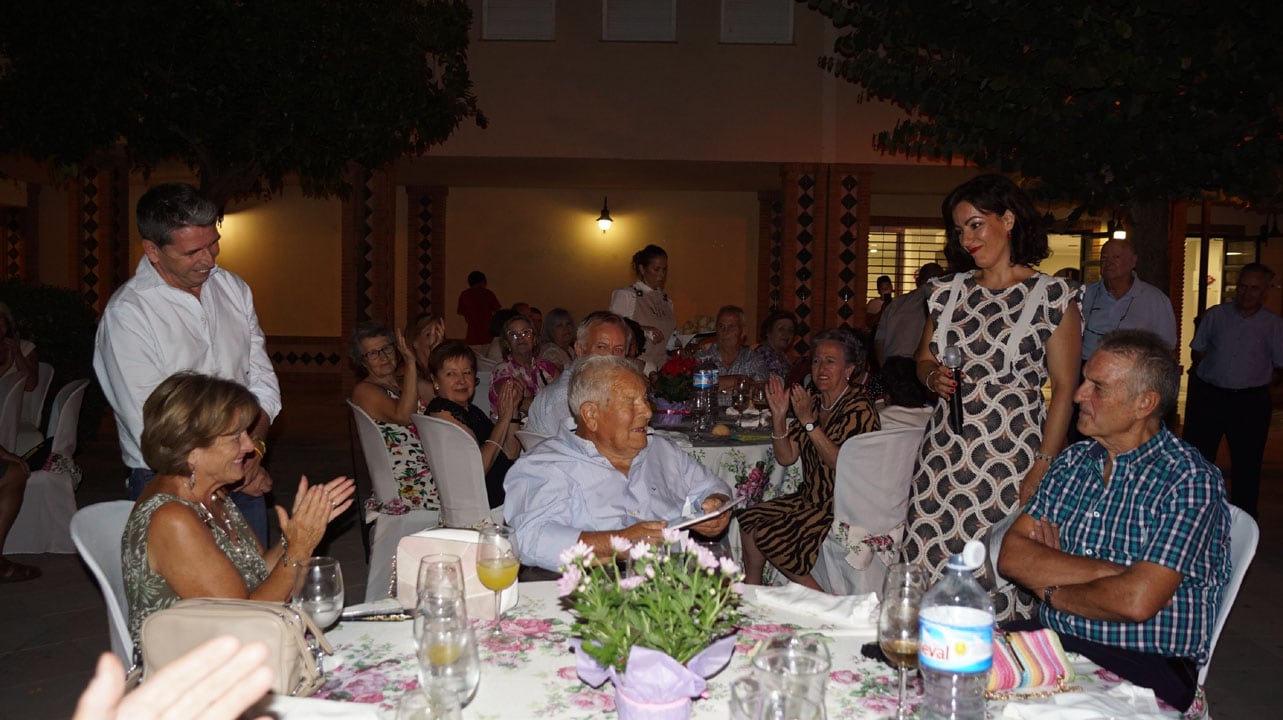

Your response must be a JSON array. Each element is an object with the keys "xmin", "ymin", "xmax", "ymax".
[
  {"xmin": 1107, "ymin": 219, "xmax": 1127, "ymax": 240},
  {"xmin": 596, "ymin": 196, "xmax": 613, "ymax": 232}
]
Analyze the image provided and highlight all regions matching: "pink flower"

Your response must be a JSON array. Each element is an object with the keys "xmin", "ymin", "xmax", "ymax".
[
  {"xmin": 661, "ymin": 526, "xmax": 687, "ymax": 544},
  {"xmin": 556, "ymin": 565, "xmax": 582, "ymax": 597},
  {"xmin": 610, "ymin": 536, "xmax": 633, "ymax": 554},
  {"xmin": 506, "ymin": 617, "xmax": 555, "ymax": 636},
  {"xmin": 569, "ymin": 689, "xmax": 616, "ymax": 711},
  {"xmin": 1093, "ymin": 667, "xmax": 1125, "ymax": 684},
  {"xmin": 619, "ymin": 576, "xmax": 646, "ymax": 590},
  {"xmin": 559, "ymin": 541, "xmax": 594, "ymax": 566},
  {"xmin": 557, "ymin": 665, "xmax": 579, "ymax": 681},
  {"xmin": 830, "ymin": 669, "xmax": 857, "ymax": 685},
  {"xmin": 629, "ymin": 543, "xmax": 654, "ymax": 561},
  {"xmin": 719, "ymin": 556, "xmax": 742, "ymax": 577},
  {"xmin": 336, "ymin": 671, "xmax": 389, "ymax": 703}
]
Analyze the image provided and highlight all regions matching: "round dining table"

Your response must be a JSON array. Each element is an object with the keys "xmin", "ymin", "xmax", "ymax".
[{"xmin": 265, "ymin": 581, "xmax": 1182, "ymax": 719}]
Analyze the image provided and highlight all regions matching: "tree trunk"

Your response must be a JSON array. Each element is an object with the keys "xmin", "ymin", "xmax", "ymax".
[{"xmin": 1128, "ymin": 199, "xmax": 1172, "ymax": 296}]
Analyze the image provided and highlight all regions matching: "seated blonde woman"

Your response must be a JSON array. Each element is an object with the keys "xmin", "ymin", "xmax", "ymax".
[
  {"xmin": 122, "ymin": 373, "xmax": 354, "ymax": 642},
  {"xmin": 407, "ymin": 313, "xmax": 445, "ymax": 402},
  {"xmin": 350, "ymin": 321, "xmax": 438, "ymax": 513}
]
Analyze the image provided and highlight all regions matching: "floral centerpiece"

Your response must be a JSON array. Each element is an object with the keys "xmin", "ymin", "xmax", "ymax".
[
  {"xmin": 559, "ymin": 528, "xmax": 745, "ymax": 719},
  {"xmin": 653, "ymin": 354, "xmax": 697, "ymax": 404}
]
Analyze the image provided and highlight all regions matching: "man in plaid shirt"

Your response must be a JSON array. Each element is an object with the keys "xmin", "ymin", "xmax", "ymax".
[{"xmin": 999, "ymin": 329, "xmax": 1230, "ymax": 712}]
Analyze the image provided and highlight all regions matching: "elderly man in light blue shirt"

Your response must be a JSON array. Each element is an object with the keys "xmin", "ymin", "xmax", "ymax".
[
  {"xmin": 524, "ymin": 311, "xmax": 630, "ymax": 436},
  {"xmin": 505, "ymin": 355, "xmax": 734, "ymax": 571},
  {"xmin": 1080, "ymin": 239, "xmax": 1177, "ymax": 360}
]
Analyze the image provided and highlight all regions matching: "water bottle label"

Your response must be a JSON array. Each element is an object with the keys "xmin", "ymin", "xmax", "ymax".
[
  {"xmin": 693, "ymin": 370, "xmax": 715, "ymax": 389},
  {"xmin": 918, "ymin": 607, "xmax": 993, "ymax": 673}
]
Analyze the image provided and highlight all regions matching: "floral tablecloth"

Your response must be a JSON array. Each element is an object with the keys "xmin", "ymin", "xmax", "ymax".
[{"xmin": 267, "ymin": 582, "xmax": 1180, "ymax": 720}]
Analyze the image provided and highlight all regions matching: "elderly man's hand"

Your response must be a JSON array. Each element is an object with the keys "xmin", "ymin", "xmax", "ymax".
[
  {"xmin": 619, "ymin": 521, "xmax": 668, "ymax": 546},
  {"xmin": 1029, "ymin": 518, "xmax": 1060, "ymax": 551},
  {"xmin": 690, "ymin": 494, "xmax": 732, "ymax": 537}
]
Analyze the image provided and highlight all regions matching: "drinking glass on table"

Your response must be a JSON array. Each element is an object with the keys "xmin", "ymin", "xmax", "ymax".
[
  {"xmin": 733, "ymin": 378, "xmax": 751, "ymax": 413},
  {"xmin": 396, "ymin": 683, "xmax": 462, "ymax": 720},
  {"xmin": 730, "ymin": 676, "xmax": 823, "ymax": 720},
  {"xmin": 475, "ymin": 524, "xmax": 519, "ymax": 640},
  {"xmin": 291, "ymin": 557, "xmax": 344, "ymax": 630},
  {"xmin": 878, "ymin": 563, "xmax": 925, "ymax": 720},
  {"xmin": 750, "ymin": 382, "xmax": 769, "ymax": 412},
  {"xmin": 415, "ymin": 615, "xmax": 480, "ymax": 707},
  {"xmin": 751, "ymin": 633, "xmax": 830, "ymax": 717},
  {"xmin": 415, "ymin": 554, "xmax": 468, "ymax": 639}
]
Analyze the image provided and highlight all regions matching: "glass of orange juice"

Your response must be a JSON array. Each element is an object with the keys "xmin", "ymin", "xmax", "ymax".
[{"xmin": 475, "ymin": 524, "xmax": 519, "ymax": 640}]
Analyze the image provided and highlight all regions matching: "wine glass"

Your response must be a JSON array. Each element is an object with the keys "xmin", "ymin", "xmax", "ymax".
[
  {"xmin": 292, "ymin": 556, "xmax": 344, "ymax": 630},
  {"xmin": 733, "ymin": 378, "xmax": 752, "ymax": 413},
  {"xmin": 878, "ymin": 563, "xmax": 925, "ymax": 720},
  {"xmin": 475, "ymin": 524, "xmax": 519, "ymax": 640},
  {"xmin": 751, "ymin": 382, "xmax": 769, "ymax": 412},
  {"xmin": 415, "ymin": 615, "xmax": 480, "ymax": 707},
  {"xmin": 414, "ymin": 554, "xmax": 468, "ymax": 639},
  {"xmin": 730, "ymin": 676, "xmax": 823, "ymax": 720},
  {"xmin": 396, "ymin": 684, "xmax": 462, "ymax": 720},
  {"xmin": 750, "ymin": 633, "xmax": 830, "ymax": 714}
]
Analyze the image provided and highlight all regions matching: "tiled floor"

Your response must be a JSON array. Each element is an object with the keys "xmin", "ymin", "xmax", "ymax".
[{"xmin": 1, "ymin": 397, "xmax": 1280, "ymax": 718}]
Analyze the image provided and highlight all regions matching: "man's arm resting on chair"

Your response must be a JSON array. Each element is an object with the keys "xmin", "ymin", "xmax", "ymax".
[{"xmin": 999, "ymin": 513, "xmax": 1182, "ymax": 623}]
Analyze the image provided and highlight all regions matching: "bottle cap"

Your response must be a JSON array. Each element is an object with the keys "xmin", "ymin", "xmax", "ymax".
[{"xmin": 946, "ymin": 539, "xmax": 986, "ymax": 571}]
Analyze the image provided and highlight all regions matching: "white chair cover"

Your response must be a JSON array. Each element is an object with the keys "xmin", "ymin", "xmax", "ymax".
[
  {"xmin": 877, "ymin": 403, "xmax": 934, "ymax": 431},
  {"xmin": 473, "ymin": 370, "xmax": 493, "ymax": 418},
  {"xmin": 346, "ymin": 401, "xmax": 439, "ymax": 602},
  {"xmin": 15, "ymin": 362, "xmax": 53, "ymax": 452},
  {"xmin": 812, "ymin": 424, "xmax": 928, "ymax": 595},
  {"xmin": 70, "ymin": 500, "xmax": 136, "ymax": 666},
  {"xmin": 412, "ymin": 414, "xmax": 498, "ymax": 529},
  {"xmin": 514, "ymin": 429, "xmax": 549, "ymax": 451},
  {"xmin": 1200, "ymin": 505, "xmax": 1259, "ymax": 684},
  {"xmin": 0, "ymin": 373, "xmax": 25, "ymax": 450},
  {"xmin": 2, "ymin": 379, "xmax": 89, "ymax": 555}
]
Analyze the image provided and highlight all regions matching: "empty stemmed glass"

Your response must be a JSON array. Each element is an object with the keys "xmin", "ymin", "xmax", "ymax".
[
  {"xmin": 878, "ymin": 563, "xmax": 925, "ymax": 719},
  {"xmin": 292, "ymin": 556, "xmax": 344, "ymax": 630},
  {"xmin": 475, "ymin": 524, "xmax": 519, "ymax": 641}
]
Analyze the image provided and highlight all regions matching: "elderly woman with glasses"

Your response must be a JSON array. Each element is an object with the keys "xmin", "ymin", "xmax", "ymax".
[
  {"xmin": 489, "ymin": 314, "xmax": 559, "ymax": 419},
  {"xmin": 349, "ymin": 321, "xmax": 438, "ymax": 513}
]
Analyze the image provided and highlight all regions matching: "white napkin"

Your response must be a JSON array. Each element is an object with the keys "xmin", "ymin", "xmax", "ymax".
[
  {"xmin": 744, "ymin": 582, "xmax": 878, "ymax": 634},
  {"xmin": 998, "ymin": 682, "xmax": 1168, "ymax": 719},
  {"xmin": 654, "ymin": 429, "xmax": 693, "ymax": 448},
  {"xmin": 264, "ymin": 694, "xmax": 382, "ymax": 719}
]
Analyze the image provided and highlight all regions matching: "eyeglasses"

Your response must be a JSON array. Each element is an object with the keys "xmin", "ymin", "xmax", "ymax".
[
  {"xmin": 507, "ymin": 329, "xmax": 534, "ymax": 340},
  {"xmin": 362, "ymin": 344, "xmax": 397, "ymax": 361}
]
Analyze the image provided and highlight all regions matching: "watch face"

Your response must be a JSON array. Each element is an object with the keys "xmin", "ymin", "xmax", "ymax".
[{"xmin": 804, "ymin": 422, "xmax": 816, "ymax": 432}]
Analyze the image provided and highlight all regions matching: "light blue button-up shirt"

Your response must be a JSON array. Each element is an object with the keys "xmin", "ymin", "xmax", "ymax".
[{"xmin": 503, "ymin": 420, "xmax": 733, "ymax": 571}]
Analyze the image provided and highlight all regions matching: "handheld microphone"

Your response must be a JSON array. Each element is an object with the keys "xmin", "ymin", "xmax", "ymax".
[{"xmin": 941, "ymin": 345, "xmax": 964, "ymax": 434}]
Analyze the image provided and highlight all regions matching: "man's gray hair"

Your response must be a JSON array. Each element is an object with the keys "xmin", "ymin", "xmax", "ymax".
[
  {"xmin": 567, "ymin": 354, "xmax": 643, "ymax": 422},
  {"xmin": 1096, "ymin": 329, "xmax": 1179, "ymax": 420},
  {"xmin": 716, "ymin": 305, "xmax": 746, "ymax": 326},
  {"xmin": 136, "ymin": 182, "xmax": 220, "ymax": 247},
  {"xmin": 575, "ymin": 310, "xmax": 631, "ymax": 352}
]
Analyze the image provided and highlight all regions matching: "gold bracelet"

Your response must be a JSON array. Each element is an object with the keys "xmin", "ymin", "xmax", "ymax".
[{"xmin": 279, "ymin": 553, "xmax": 305, "ymax": 570}]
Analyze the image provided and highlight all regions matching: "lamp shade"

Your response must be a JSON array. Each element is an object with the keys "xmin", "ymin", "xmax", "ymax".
[{"xmin": 597, "ymin": 197, "xmax": 613, "ymax": 231}]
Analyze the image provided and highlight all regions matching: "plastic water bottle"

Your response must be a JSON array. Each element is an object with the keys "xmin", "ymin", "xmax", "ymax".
[
  {"xmin": 692, "ymin": 357, "xmax": 718, "ymax": 430},
  {"xmin": 918, "ymin": 540, "xmax": 994, "ymax": 720}
]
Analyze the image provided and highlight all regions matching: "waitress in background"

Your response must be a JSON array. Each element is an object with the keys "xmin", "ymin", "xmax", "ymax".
[{"xmin": 610, "ymin": 244, "xmax": 675, "ymax": 373}]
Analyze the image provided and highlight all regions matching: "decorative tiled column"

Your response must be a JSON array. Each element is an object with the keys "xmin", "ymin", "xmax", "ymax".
[
  {"xmin": 825, "ymin": 167, "xmax": 873, "ymax": 331},
  {"xmin": 0, "ymin": 183, "xmax": 38, "ymax": 281},
  {"xmin": 338, "ymin": 165, "xmax": 396, "ymax": 392},
  {"xmin": 69, "ymin": 161, "xmax": 130, "ymax": 314},
  {"xmin": 405, "ymin": 186, "xmax": 449, "ymax": 322}
]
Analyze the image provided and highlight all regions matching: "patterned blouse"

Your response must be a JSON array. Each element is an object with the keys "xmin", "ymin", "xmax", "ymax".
[
  {"xmin": 370, "ymin": 387, "xmax": 438, "ymax": 513},
  {"xmin": 489, "ymin": 356, "xmax": 559, "ymax": 416},
  {"xmin": 122, "ymin": 493, "xmax": 268, "ymax": 643}
]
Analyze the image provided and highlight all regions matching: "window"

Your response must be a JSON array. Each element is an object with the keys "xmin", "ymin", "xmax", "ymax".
[
  {"xmin": 483, "ymin": 0, "xmax": 556, "ymax": 41},
  {"xmin": 721, "ymin": 0, "xmax": 793, "ymax": 44},
  {"xmin": 867, "ymin": 225, "xmax": 948, "ymax": 301},
  {"xmin": 603, "ymin": 0, "xmax": 676, "ymax": 42}
]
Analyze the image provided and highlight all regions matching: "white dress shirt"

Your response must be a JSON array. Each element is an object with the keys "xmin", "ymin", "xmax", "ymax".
[{"xmin": 94, "ymin": 258, "xmax": 281, "ymax": 469}]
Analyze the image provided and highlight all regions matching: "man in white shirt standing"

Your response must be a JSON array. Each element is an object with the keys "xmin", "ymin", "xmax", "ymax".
[
  {"xmin": 1080, "ymin": 239, "xmax": 1177, "ymax": 360},
  {"xmin": 94, "ymin": 183, "xmax": 281, "ymax": 543}
]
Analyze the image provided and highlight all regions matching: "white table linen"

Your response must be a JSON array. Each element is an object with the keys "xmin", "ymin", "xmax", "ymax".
[{"xmin": 268, "ymin": 581, "xmax": 1179, "ymax": 719}]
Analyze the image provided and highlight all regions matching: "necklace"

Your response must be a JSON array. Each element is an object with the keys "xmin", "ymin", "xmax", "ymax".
[{"xmin": 821, "ymin": 386, "xmax": 848, "ymax": 412}]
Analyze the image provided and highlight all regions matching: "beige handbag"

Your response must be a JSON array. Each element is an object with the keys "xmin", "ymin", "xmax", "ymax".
[{"xmin": 140, "ymin": 598, "xmax": 334, "ymax": 697}]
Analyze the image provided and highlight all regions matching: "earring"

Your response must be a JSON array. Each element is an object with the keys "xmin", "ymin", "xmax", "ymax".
[
  {"xmin": 186, "ymin": 468, "xmax": 197, "ymax": 493},
  {"xmin": 1006, "ymin": 230, "xmax": 1012, "ymax": 241}
]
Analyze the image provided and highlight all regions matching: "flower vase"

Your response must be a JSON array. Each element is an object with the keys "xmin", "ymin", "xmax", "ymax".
[{"xmin": 613, "ymin": 687, "xmax": 692, "ymax": 720}]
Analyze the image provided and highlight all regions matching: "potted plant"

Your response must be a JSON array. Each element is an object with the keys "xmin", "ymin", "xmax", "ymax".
[{"xmin": 559, "ymin": 528, "xmax": 744, "ymax": 719}]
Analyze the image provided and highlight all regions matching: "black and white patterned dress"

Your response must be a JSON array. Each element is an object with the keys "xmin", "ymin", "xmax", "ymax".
[{"xmin": 902, "ymin": 271, "xmax": 1079, "ymax": 621}]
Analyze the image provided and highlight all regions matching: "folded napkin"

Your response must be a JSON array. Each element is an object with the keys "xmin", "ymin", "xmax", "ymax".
[
  {"xmin": 998, "ymin": 681, "xmax": 1167, "ymax": 720},
  {"xmin": 744, "ymin": 582, "xmax": 878, "ymax": 634}
]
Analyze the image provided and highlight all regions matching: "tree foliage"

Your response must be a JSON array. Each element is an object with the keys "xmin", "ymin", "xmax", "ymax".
[
  {"xmin": 805, "ymin": 0, "xmax": 1283, "ymax": 213},
  {"xmin": 0, "ymin": 0, "xmax": 485, "ymax": 206}
]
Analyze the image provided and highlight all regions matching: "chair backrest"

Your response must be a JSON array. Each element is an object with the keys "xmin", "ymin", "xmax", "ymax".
[
  {"xmin": 473, "ymin": 371, "xmax": 493, "ymax": 418},
  {"xmin": 1199, "ymin": 504, "xmax": 1259, "ymax": 684},
  {"xmin": 70, "ymin": 500, "xmax": 136, "ymax": 665},
  {"xmin": 514, "ymin": 429, "xmax": 549, "ymax": 451},
  {"xmin": 21, "ymin": 362, "xmax": 54, "ymax": 428},
  {"xmin": 833, "ymin": 425, "xmax": 926, "ymax": 530},
  {"xmin": 345, "ymin": 400, "xmax": 403, "ymax": 509},
  {"xmin": 876, "ymin": 403, "xmax": 933, "ymax": 431},
  {"xmin": 412, "ymin": 413, "xmax": 491, "ymax": 529},
  {"xmin": 0, "ymin": 372, "xmax": 26, "ymax": 449},
  {"xmin": 46, "ymin": 378, "xmax": 90, "ymax": 457}
]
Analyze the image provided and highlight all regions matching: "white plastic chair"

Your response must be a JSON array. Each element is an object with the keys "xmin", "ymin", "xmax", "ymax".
[
  {"xmin": 1199, "ymin": 505, "xmax": 1259, "ymax": 685},
  {"xmin": 0, "ymin": 373, "xmax": 25, "ymax": 450},
  {"xmin": 346, "ymin": 401, "xmax": 439, "ymax": 602},
  {"xmin": 473, "ymin": 370, "xmax": 493, "ymax": 418},
  {"xmin": 812, "ymin": 425, "xmax": 927, "ymax": 595},
  {"xmin": 70, "ymin": 500, "xmax": 136, "ymax": 666},
  {"xmin": 2, "ymin": 379, "xmax": 90, "ymax": 554},
  {"xmin": 15, "ymin": 362, "xmax": 53, "ymax": 452},
  {"xmin": 514, "ymin": 429, "xmax": 549, "ymax": 451},
  {"xmin": 412, "ymin": 413, "xmax": 498, "ymax": 529}
]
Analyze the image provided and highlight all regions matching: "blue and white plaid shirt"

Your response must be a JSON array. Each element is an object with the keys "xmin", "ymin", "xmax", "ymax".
[{"xmin": 1028, "ymin": 428, "xmax": 1230, "ymax": 663}]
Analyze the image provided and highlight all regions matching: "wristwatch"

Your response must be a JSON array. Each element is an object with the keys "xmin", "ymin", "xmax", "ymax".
[
  {"xmin": 1044, "ymin": 585, "xmax": 1060, "ymax": 608},
  {"xmin": 803, "ymin": 421, "xmax": 817, "ymax": 433}
]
